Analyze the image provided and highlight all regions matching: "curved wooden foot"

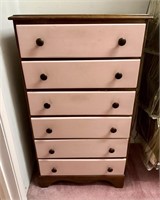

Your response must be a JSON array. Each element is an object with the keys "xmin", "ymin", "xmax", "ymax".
[{"xmin": 35, "ymin": 175, "xmax": 125, "ymax": 188}]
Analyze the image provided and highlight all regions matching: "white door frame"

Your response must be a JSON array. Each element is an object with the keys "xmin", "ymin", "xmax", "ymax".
[
  {"xmin": 0, "ymin": 90, "xmax": 27, "ymax": 200},
  {"xmin": 0, "ymin": 153, "xmax": 10, "ymax": 200}
]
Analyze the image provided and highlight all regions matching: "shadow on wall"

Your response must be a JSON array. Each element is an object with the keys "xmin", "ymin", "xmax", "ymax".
[{"xmin": 1, "ymin": 34, "xmax": 36, "ymax": 175}]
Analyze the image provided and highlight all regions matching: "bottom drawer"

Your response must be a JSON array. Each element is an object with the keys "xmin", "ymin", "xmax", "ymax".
[{"xmin": 39, "ymin": 158, "xmax": 126, "ymax": 176}]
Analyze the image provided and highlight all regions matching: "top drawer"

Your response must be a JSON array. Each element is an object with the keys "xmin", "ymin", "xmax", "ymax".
[{"xmin": 16, "ymin": 24, "xmax": 145, "ymax": 58}]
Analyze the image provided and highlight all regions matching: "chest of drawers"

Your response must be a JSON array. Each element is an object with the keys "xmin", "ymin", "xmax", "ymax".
[{"xmin": 9, "ymin": 15, "xmax": 152, "ymax": 188}]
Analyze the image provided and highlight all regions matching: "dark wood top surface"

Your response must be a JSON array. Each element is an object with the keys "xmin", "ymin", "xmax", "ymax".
[{"xmin": 8, "ymin": 14, "xmax": 153, "ymax": 24}]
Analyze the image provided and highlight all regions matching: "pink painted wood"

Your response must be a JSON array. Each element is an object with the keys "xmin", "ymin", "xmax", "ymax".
[
  {"xmin": 35, "ymin": 139, "xmax": 128, "ymax": 158},
  {"xmin": 38, "ymin": 158, "xmax": 126, "ymax": 176},
  {"xmin": 27, "ymin": 91, "xmax": 135, "ymax": 115},
  {"xmin": 22, "ymin": 59, "xmax": 140, "ymax": 89},
  {"xmin": 16, "ymin": 24, "xmax": 145, "ymax": 58},
  {"xmin": 31, "ymin": 117, "xmax": 131, "ymax": 139}
]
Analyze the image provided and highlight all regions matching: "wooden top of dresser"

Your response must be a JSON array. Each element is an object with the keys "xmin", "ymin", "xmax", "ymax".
[{"xmin": 8, "ymin": 14, "xmax": 153, "ymax": 24}]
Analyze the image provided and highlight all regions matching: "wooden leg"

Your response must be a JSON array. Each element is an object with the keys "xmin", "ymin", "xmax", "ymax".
[
  {"xmin": 106, "ymin": 175, "xmax": 125, "ymax": 188},
  {"xmin": 35, "ymin": 175, "xmax": 125, "ymax": 188}
]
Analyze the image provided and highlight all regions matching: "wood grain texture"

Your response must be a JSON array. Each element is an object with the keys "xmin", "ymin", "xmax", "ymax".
[
  {"xmin": 35, "ymin": 175, "xmax": 125, "ymax": 188},
  {"xmin": 8, "ymin": 14, "xmax": 153, "ymax": 24}
]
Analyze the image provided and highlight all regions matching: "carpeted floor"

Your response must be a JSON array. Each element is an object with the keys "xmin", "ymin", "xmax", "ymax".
[{"xmin": 27, "ymin": 144, "xmax": 159, "ymax": 200}]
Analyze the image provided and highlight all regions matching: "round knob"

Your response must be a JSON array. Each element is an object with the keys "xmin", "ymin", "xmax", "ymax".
[
  {"xmin": 109, "ymin": 148, "xmax": 115, "ymax": 153},
  {"xmin": 112, "ymin": 102, "xmax": 119, "ymax": 109},
  {"xmin": 115, "ymin": 73, "xmax": 123, "ymax": 80},
  {"xmin": 110, "ymin": 127, "xmax": 117, "ymax": 133},
  {"xmin": 118, "ymin": 38, "xmax": 126, "ymax": 46},
  {"xmin": 107, "ymin": 167, "xmax": 113, "ymax": 172},
  {"xmin": 46, "ymin": 128, "xmax": 52, "ymax": 134},
  {"xmin": 51, "ymin": 168, "xmax": 57, "ymax": 173},
  {"xmin": 44, "ymin": 103, "xmax": 51, "ymax": 109},
  {"xmin": 36, "ymin": 38, "xmax": 44, "ymax": 46},
  {"xmin": 49, "ymin": 149, "xmax": 55, "ymax": 154},
  {"xmin": 40, "ymin": 74, "xmax": 47, "ymax": 81}
]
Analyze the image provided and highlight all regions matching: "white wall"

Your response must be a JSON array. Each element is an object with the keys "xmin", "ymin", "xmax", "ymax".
[{"xmin": 0, "ymin": 0, "xmax": 150, "ymax": 194}]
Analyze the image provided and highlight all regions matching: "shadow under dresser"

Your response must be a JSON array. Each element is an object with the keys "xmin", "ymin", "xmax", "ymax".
[{"xmin": 8, "ymin": 14, "xmax": 152, "ymax": 188}]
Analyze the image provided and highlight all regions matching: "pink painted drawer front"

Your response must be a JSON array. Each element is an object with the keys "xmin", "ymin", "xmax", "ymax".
[
  {"xmin": 16, "ymin": 24, "xmax": 145, "ymax": 58},
  {"xmin": 31, "ymin": 117, "xmax": 131, "ymax": 139},
  {"xmin": 27, "ymin": 91, "xmax": 135, "ymax": 116},
  {"xmin": 38, "ymin": 158, "xmax": 126, "ymax": 176},
  {"xmin": 35, "ymin": 139, "xmax": 128, "ymax": 158},
  {"xmin": 22, "ymin": 59, "xmax": 140, "ymax": 89}
]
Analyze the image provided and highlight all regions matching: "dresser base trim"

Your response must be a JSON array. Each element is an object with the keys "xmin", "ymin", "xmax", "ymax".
[{"xmin": 35, "ymin": 175, "xmax": 125, "ymax": 188}]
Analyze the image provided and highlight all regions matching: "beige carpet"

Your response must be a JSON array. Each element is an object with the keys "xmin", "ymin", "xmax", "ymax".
[{"xmin": 27, "ymin": 144, "xmax": 159, "ymax": 200}]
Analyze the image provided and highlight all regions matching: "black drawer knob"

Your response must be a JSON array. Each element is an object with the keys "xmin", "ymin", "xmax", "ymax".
[
  {"xmin": 44, "ymin": 103, "xmax": 51, "ymax": 109},
  {"xmin": 51, "ymin": 168, "xmax": 57, "ymax": 173},
  {"xmin": 46, "ymin": 128, "xmax": 52, "ymax": 134},
  {"xmin": 109, "ymin": 148, "xmax": 115, "ymax": 153},
  {"xmin": 118, "ymin": 38, "xmax": 126, "ymax": 46},
  {"xmin": 36, "ymin": 38, "xmax": 44, "ymax": 46},
  {"xmin": 115, "ymin": 73, "xmax": 123, "ymax": 79},
  {"xmin": 112, "ymin": 102, "xmax": 119, "ymax": 109},
  {"xmin": 110, "ymin": 127, "xmax": 117, "ymax": 133},
  {"xmin": 40, "ymin": 74, "xmax": 47, "ymax": 81},
  {"xmin": 49, "ymin": 149, "xmax": 55, "ymax": 154},
  {"xmin": 107, "ymin": 167, "xmax": 113, "ymax": 172}
]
